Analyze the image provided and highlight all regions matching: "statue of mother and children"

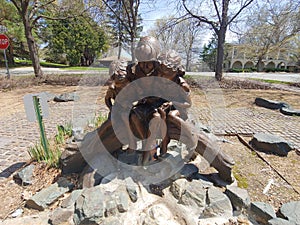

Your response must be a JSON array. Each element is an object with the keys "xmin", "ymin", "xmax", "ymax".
[{"xmin": 85, "ymin": 36, "xmax": 234, "ymax": 183}]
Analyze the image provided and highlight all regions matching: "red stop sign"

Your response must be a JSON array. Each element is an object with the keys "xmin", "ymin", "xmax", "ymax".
[{"xmin": 0, "ymin": 34, "xmax": 9, "ymax": 50}]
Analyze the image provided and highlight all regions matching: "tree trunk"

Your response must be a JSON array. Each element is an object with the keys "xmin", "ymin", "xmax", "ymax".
[
  {"xmin": 118, "ymin": 40, "xmax": 122, "ymax": 59},
  {"xmin": 256, "ymin": 57, "xmax": 264, "ymax": 72},
  {"xmin": 215, "ymin": 30, "xmax": 226, "ymax": 81},
  {"xmin": 23, "ymin": 19, "xmax": 43, "ymax": 78},
  {"xmin": 130, "ymin": 38, "xmax": 136, "ymax": 63},
  {"xmin": 186, "ymin": 46, "xmax": 192, "ymax": 72},
  {"xmin": 215, "ymin": 0, "xmax": 229, "ymax": 81}
]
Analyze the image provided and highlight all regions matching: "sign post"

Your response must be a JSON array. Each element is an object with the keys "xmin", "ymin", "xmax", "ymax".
[{"xmin": 0, "ymin": 34, "xmax": 10, "ymax": 79}]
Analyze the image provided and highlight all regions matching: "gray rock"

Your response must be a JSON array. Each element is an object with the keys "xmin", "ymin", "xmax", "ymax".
[
  {"xmin": 170, "ymin": 179, "xmax": 187, "ymax": 200},
  {"xmin": 61, "ymin": 190, "xmax": 83, "ymax": 208},
  {"xmin": 148, "ymin": 203, "xmax": 176, "ymax": 224},
  {"xmin": 26, "ymin": 177, "xmax": 74, "ymax": 211},
  {"xmin": 225, "ymin": 186, "xmax": 251, "ymax": 210},
  {"xmin": 54, "ymin": 92, "xmax": 79, "ymax": 102},
  {"xmin": 125, "ymin": 177, "xmax": 138, "ymax": 203},
  {"xmin": 202, "ymin": 186, "xmax": 233, "ymax": 218},
  {"xmin": 279, "ymin": 201, "xmax": 300, "ymax": 224},
  {"xmin": 268, "ymin": 218, "xmax": 296, "ymax": 225},
  {"xmin": 72, "ymin": 127, "xmax": 84, "ymax": 137},
  {"xmin": 60, "ymin": 143, "xmax": 86, "ymax": 174},
  {"xmin": 250, "ymin": 202, "xmax": 276, "ymax": 224},
  {"xmin": 104, "ymin": 198, "xmax": 118, "ymax": 217},
  {"xmin": 280, "ymin": 107, "xmax": 300, "ymax": 116},
  {"xmin": 193, "ymin": 174, "xmax": 214, "ymax": 188},
  {"xmin": 44, "ymin": 92, "xmax": 56, "ymax": 102},
  {"xmin": 72, "ymin": 127, "xmax": 85, "ymax": 142},
  {"xmin": 178, "ymin": 163, "xmax": 199, "ymax": 179},
  {"xmin": 250, "ymin": 133, "xmax": 293, "ymax": 156},
  {"xmin": 74, "ymin": 186, "xmax": 105, "ymax": 225},
  {"xmin": 254, "ymin": 97, "xmax": 289, "ymax": 110},
  {"xmin": 78, "ymin": 164, "xmax": 103, "ymax": 189},
  {"xmin": 101, "ymin": 217, "xmax": 120, "ymax": 225},
  {"xmin": 49, "ymin": 207, "xmax": 74, "ymax": 225},
  {"xmin": 14, "ymin": 164, "xmax": 35, "ymax": 185},
  {"xmin": 114, "ymin": 190, "xmax": 129, "ymax": 213},
  {"xmin": 180, "ymin": 180, "xmax": 206, "ymax": 209}
]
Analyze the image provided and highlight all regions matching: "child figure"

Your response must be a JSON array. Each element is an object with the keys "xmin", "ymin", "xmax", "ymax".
[
  {"xmin": 156, "ymin": 50, "xmax": 192, "ymax": 157},
  {"xmin": 105, "ymin": 60, "xmax": 130, "ymax": 111},
  {"xmin": 105, "ymin": 60, "xmax": 137, "ymax": 152}
]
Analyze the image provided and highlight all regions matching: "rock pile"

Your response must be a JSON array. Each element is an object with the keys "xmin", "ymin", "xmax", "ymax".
[{"xmin": 12, "ymin": 158, "xmax": 299, "ymax": 225}]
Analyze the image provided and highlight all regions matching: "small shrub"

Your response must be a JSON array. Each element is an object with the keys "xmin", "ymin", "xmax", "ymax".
[
  {"xmin": 28, "ymin": 142, "xmax": 61, "ymax": 168},
  {"xmin": 93, "ymin": 113, "xmax": 108, "ymax": 128},
  {"xmin": 55, "ymin": 123, "xmax": 73, "ymax": 144}
]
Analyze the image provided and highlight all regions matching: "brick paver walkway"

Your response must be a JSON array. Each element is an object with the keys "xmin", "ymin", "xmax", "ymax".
[
  {"xmin": 0, "ymin": 87, "xmax": 108, "ymax": 179},
  {"xmin": 0, "ymin": 86, "xmax": 299, "ymax": 179},
  {"xmin": 195, "ymin": 107, "xmax": 300, "ymax": 149}
]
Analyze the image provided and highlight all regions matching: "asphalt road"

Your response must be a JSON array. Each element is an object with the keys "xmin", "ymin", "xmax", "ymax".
[
  {"xmin": 1, "ymin": 66, "xmax": 300, "ymax": 83},
  {"xmin": 187, "ymin": 72, "xmax": 300, "ymax": 83},
  {"xmin": 0, "ymin": 66, "xmax": 108, "ymax": 77}
]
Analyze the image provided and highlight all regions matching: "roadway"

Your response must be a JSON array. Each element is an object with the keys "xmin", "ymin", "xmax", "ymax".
[
  {"xmin": 187, "ymin": 72, "xmax": 300, "ymax": 83},
  {"xmin": 1, "ymin": 66, "xmax": 300, "ymax": 83}
]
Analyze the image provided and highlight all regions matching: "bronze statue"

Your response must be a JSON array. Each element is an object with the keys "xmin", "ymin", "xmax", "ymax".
[
  {"xmin": 155, "ymin": 50, "xmax": 192, "ymax": 157},
  {"xmin": 97, "ymin": 36, "xmax": 234, "ymax": 182}
]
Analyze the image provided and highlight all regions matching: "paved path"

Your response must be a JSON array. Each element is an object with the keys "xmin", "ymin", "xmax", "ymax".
[
  {"xmin": 0, "ymin": 86, "xmax": 299, "ymax": 179},
  {"xmin": 1, "ymin": 67, "xmax": 299, "ymax": 82},
  {"xmin": 0, "ymin": 67, "xmax": 108, "ymax": 77},
  {"xmin": 187, "ymin": 72, "xmax": 300, "ymax": 83},
  {"xmin": 0, "ymin": 86, "xmax": 108, "ymax": 179}
]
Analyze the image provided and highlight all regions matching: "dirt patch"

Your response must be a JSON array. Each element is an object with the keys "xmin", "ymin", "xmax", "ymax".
[
  {"xmin": 220, "ymin": 135, "xmax": 300, "ymax": 211},
  {"xmin": 0, "ymin": 78, "xmax": 299, "ymax": 220}
]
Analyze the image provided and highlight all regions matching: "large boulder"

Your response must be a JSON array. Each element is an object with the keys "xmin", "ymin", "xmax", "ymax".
[
  {"xmin": 278, "ymin": 201, "xmax": 300, "ymax": 224},
  {"xmin": 14, "ymin": 164, "xmax": 35, "ymax": 185},
  {"xmin": 250, "ymin": 133, "xmax": 293, "ymax": 156},
  {"xmin": 250, "ymin": 202, "xmax": 276, "ymax": 224},
  {"xmin": 202, "ymin": 186, "xmax": 233, "ymax": 218},
  {"xmin": 60, "ymin": 142, "xmax": 86, "ymax": 174},
  {"xmin": 225, "ymin": 186, "xmax": 251, "ymax": 210},
  {"xmin": 254, "ymin": 97, "xmax": 289, "ymax": 110},
  {"xmin": 280, "ymin": 107, "xmax": 300, "ymax": 116},
  {"xmin": 26, "ymin": 178, "xmax": 74, "ymax": 211}
]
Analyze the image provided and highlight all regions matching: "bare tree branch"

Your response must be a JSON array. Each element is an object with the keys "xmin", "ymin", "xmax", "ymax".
[
  {"xmin": 182, "ymin": 0, "xmax": 218, "ymax": 33},
  {"xmin": 228, "ymin": 0, "xmax": 254, "ymax": 25},
  {"xmin": 212, "ymin": 0, "xmax": 221, "ymax": 23}
]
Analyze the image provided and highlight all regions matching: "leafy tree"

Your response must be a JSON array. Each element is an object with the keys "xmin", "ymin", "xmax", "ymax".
[
  {"xmin": 45, "ymin": 15, "xmax": 108, "ymax": 66},
  {"xmin": 182, "ymin": 0, "xmax": 254, "ymax": 80},
  {"xmin": 9, "ymin": 0, "xmax": 93, "ymax": 77},
  {"xmin": 0, "ymin": 0, "xmax": 27, "ymax": 65},
  {"xmin": 9, "ymin": 0, "xmax": 58, "ymax": 77},
  {"xmin": 200, "ymin": 34, "xmax": 218, "ymax": 71}
]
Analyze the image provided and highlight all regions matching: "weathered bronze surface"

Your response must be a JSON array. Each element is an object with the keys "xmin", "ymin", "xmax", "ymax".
[{"xmin": 99, "ymin": 36, "xmax": 234, "ymax": 182}]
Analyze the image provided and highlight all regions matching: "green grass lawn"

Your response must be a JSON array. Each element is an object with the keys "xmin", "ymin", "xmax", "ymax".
[
  {"xmin": 12, "ymin": 59, "xmax": 108, "ymax": 71},
  {"xmin": 250, "ymin": 78, "xmax": 293, "ymax": 85}
]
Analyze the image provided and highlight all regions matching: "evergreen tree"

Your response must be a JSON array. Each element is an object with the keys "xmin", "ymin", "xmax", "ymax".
[
  {"xmin": 45, "ymin": 15, "xmax": 108, "ymax": 66},
  {"xmin": 200, "ymin": 35, "xmax": 218, "ymax": 71}
]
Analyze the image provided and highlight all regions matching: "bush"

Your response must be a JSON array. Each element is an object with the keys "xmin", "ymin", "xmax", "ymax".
[
  {"xmin": 264, "ymin": 68, "xmax": 290, "ymax": 73},
  {"xmin": 228, "ymin": 68, "xmax": 256, "ymax": 73}
]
